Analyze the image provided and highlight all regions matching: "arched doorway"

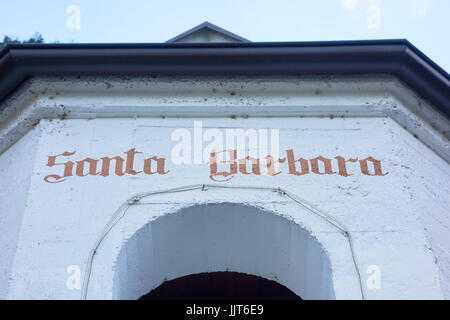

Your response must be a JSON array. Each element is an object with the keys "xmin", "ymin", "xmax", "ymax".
[
  {"xmin": 139, "ymin": 271, "xmax": 302, "ymax": 300},
  {"xmin": 111, "ymin": 203, "xmax": 336, "ymax": 300}
]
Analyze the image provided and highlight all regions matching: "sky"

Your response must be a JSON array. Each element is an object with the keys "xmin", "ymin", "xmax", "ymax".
[{"xmin": 1, "ymin": 0, "xmax": 449, "ymax": 72}]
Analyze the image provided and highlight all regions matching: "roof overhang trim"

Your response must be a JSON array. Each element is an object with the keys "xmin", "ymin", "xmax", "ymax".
[{"xmin": 0, "ymin": 40, "xmax": 448, "ymax": 117}]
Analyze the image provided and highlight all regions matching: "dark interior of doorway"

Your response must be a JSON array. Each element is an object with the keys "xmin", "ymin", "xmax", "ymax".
[{"xmin": 139, "ymin": 271, "xmax": 301, "ymax": 300}]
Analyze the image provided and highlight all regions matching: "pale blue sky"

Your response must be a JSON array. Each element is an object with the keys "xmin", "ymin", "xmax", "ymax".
[{"xmin": 1, "ymin": 0, "xmax": 449, "ymax": 72}]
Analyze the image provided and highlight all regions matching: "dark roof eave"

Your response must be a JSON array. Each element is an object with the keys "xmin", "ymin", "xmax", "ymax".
[{"xmin": 0, "ymin": 39, "xmax": 448, "ymax": 117}]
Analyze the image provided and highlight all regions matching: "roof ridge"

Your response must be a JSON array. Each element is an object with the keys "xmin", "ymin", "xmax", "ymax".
[{"xmin": 166, "ymin": 21, "xmax": 250, "ymax": 43}]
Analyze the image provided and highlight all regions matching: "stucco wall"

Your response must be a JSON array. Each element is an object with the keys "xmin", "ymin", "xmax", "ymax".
[
  {"xmin": 0, "ymin": 127, "xmax": 41, "ymax": 299},
  {"xmin": 0, "ymin": 76, "xmax": 448, "ymax": 299}
]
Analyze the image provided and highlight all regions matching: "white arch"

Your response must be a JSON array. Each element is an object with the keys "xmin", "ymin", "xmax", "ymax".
[
  {"xmin": 112, "ymin": 203, "xmax": 335, "ymax": 300},
  {"xmin": 84, "ymin": 185, "xmax": 363, "ymax": 300}
]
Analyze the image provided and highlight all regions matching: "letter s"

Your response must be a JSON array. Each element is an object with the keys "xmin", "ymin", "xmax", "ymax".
[{"xmin": 44, "ymin": 151, "xmax": 76, "ymax": 183}]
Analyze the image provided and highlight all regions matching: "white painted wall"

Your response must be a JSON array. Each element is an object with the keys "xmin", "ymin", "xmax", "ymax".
[
  {"xmin": 0, "ymin": 126, "xmax": 41, "ymax": 298},
  {"xmin": 0, "ymin": 76, "xmax": 448, "ymax": 299}
]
